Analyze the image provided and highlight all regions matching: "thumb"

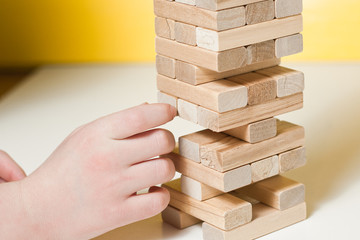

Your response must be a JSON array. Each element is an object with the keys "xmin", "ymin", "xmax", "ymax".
[{"xmin": 0, "ymin": 150, "xmax": 26, "ymax": 182}]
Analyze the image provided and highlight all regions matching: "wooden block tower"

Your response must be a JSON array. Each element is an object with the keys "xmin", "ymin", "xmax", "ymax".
[{"xmin": 154, "ymin": 0, "xmax": 306, "ymax": 239}]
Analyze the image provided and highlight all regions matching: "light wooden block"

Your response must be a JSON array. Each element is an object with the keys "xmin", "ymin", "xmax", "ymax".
[
  {"xmin": 163, "ymin": 179, "xmax": 252, "ymax": 230},
  {"xmin": 174, "ymin": 22, "xmax": 197, "ymax": 46},
  {"xmin": 157, "ymin": 91, "xmax": 178, "ymax": 109},
  {"xmin": 196, "ymin": 0, "xmax": 264, "ymax": 11},
  {"xmin": 155, "ymin": 17, "xmax": 175, "ymax": 40},
  {"xmin": 279, "ymin": 146, "xmax": 306, "ymax": 173},
  {"xmin": 200, "ymin": 121, "xmax": 304, "ymax": 172},
  {"xmin": 179, "ymin": 130, "xmax": 227, "ymax": 163},
  {"xmin": 251, "ymin": 155, "xmax": 279, "ymax": 182},
  {"xmin": 154, "ymin": 0, "xmax": 245, "ymax": 31},
  {"xmin": 246, "ymin": 0, "xmax": 275, "ymax": 25},
  {"xmin": 157, "ymin": 74, "xmax": 248, "ymax": 113},
  {"xmin": 181, "ymin": 175, "xmax": 223, "ymax": 201},
  {"xmin": 197, "ymin": 92, "xmax": 303, "ymax": 132},
  {"xmin": 163, "ymin": 151, "xmax": 251, "ymax": 192},
  {"xmin": 256, "ymin": 66, "xmax": 304, "ymax": 97},
  {"xmin": 224, "ymin": 118, "xmax": 277, "ymax": 143},
  {"xmin": 196, "ymin": 15, "xmax": 303, "ymax": 51},
  {"xmin": 176, "ymin": 58, "xmax": 281, "ymax": 85},
  {"xmin": 235, "ymin": 175, "xmax": 305, "ymax": 210},
  {"xmin": 275, "ymin": 0, "xmax": 303, "ymax": 18},
  {"xmin": 247, "ymin": 40, "xmax": 276, "ymax": 65},
  {"xmin": 156, "ymin": 55, "xmax": 176, "ymax": 78},
  {"xmin": 162, "ymin": 206, "xmax": 201, "ymax": 229},
  {"xmin": 228, "ymin": 72, "xmax": 277, "ymax": 105},
  {"xmin": 202, "ymin": 202, "xmax": 307, "ymax": 240},
  {"xmin": 275, "ymin": 34, "xmax": 303, "ymax": 58},
  {"xmin": 175, "ymin": 0, "xmax": 195, "ymax": 5},
  {"xmin": 178, "ymin": 99, "xmax": 198, "ymax": 123},
  {"xmin": 156, "ymin": 37, "xmax": 247, "ymax": 72}
]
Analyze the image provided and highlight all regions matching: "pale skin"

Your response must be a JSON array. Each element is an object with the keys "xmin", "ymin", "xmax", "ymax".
[{"xmin": 0, "ymin": 103, "xmax": 177, "ymax": 239}]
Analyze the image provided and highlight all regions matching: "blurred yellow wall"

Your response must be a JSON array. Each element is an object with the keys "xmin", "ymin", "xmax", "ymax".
[{"xmin": 0, "ymin": 0, "xmax": 359, "ymax": 67}]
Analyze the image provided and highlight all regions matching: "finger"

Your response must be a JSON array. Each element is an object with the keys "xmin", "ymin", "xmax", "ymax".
[
  {"xmin": 123, "ymin": 158, "xmax": 175, "ymax": 194},
  {"xmin": 0, "ymin": 177, "xmax": 5, "ymax": 184},
  {"xmin": 117, "ymin": 129, "xmax": 175, "ymax": 166},
  {"xmin": 0, "ymin": 150, "xmax": 26, "ymax": 182},
  {"xmin": 93, "ymin": 103, "xmax": 177, "ymax": 140}
]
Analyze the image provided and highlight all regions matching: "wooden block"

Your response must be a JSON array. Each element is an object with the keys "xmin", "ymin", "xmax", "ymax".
[
  {"xmin": 197, "ymin": 93, "xmax": 303, "ymax": 132},
  {"xmin": 196, "ymin": 0, "xmax": 264, "ymax": 11},
  {"xmin": 163, "ymin": 151, "xmax": 252, "ymax": 192},
  {"xmin": 196, "ymin": 15, "xmax": 303, "ymax": 51},
  {"xmin": 178, "ymin": 99, "xmax": 198, "ymax": 123},
  {"xmin": 162, "ymin": 206, "xmax": 201, "ymax": 229},
  {"xmin": 156, "ymin": 55, "xmax": 176, "ymax": 78},
  {"xmin": 246, "ymin": 0, "xmax": 275, "ymax": 25},
  {"xmin": 176, "ymin": 58, "xmax": 281, "ymax": 85},
  {"xmin": 163, "ymin": 179, "xmax": 252, "ymax": 230},
  {"xmin": 181, "ymin": 175, "xmax": 223, "ymax": 201},
  {"xmin": 234, "ymin": 175, "xmax": 305, "ymax": 210},
  {"xmin": 200, "ymin": 121, "xmax": 304, "ymax": 172},
  {"xmin": 157, "ymin": 91, "xmax": 178, "ymax": 109},
  {"xmin": 251, "ymin": 155, "xmax": 279, "ymax": 182},
  {"xmin": 155, "ymin": 17, "xmax": 175, "ymax": 40},
  {"xmin": 275, "ymin": 0, "xmax": 303, "ymax": 18},
  {"xmin": 156, "ymin": 37, "xmax": 247, "ymax": 72},
  {"xmin": 227, "ymin": 72, "xmax": 277, "ymax": 105},
  {"xmin": 202, "ymin": 202, "xmax": 307, "ymax": 240},
  {"xmin": 247, "ymin": 40, "xmax": 276, "ymax": 65},
  {"xmin": 175, "ymin": 0, "xmax": 195, "ymax": 5},
  {"xmin": 154, "ymin": 0, "xmax": 245, "ymax": 31},
  {"xmin": 279, "ymin": 146, "xmax": 306, "ymax": 173},
  {"xmin": 275, "ymin": 34, "xmax": 303, "ymax": 58},
  {"xmin": 224, "ymin": 118, "xmax": 277, "ymax": 143},
  {"xmin": 179, "ymin": 130, "xmax": 227, "ymax": 163},
  {"xmin": 157, "ymin": 74, "xmax": 248, "ymax": 113},
  {"xmin": 256, "ymin": 65, "xmax": 304, "ymax": 97},
  {"xmin": 174, "ymin": 22, "xmax": 197, "ymax": 46}
]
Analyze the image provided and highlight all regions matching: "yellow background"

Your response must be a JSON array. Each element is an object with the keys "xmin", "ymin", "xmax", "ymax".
[{"xmin": 0, "ymin": 0, "xmax": 359, "ymax": 67}]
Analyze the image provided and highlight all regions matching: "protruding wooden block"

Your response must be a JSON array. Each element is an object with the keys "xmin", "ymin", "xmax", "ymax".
[
  {"xmin": 157, "ymin": 91, "xmax": 178, "ymax": 109},
  {"xmin": 157, "ymin": 74, "xmax": 248, "ymax": 113},
  {"xmin": 224, "ymin": 118, "xmax": 277, "ymax": 143},
  {"xmin": 275, "ymin": 34, "xmax": 303, "ymax": 58},
  {"xmin": 163, "ymin": 179, "xmax": 252, "ymax": 230},
  {"xmin": 202, "ymin": 202, "xmax": 307, "ymax": 240},
  {"xmin": 175, "ymin": 0, "xmax": 195, "ymax": 5},
  {"xmin": 247, "ymin": 40, "xmax": 276, "ymax": 65},
  {"xmin": 181, "ymin": 175, "xmax": 223, "ymax": 201},
  {"xmin": 154, "ymin": 0, "xmax": 245, "ymax": 31},
  {"xmin": 196, "ymin": 0, "xmax": 264, "ymax": 11},
  {"xmin": 200, "ymin": 121, "xmax": 305, "ymax": 172},
  {"xmin": 155, "ymin": 17, "xmax": 175, "ymax": 40},
  {"xmin": 235, "ymin": 175, "xmax": 305, "ymax": 210},
  {"xmin": 163, "ymin": 151, "xmax": 252, "ymax": 192},
  {"xmin": 251, "ymin": 155, "xmax": 279, "ymax": 182},
  {"xmin": 156, "ymin": 37, "xmax": 247, "ymax": 72},
  {"xmin": 279, "ymin": 146, "xmax": 306, "ymax": 173},
  {"xmin": 197, "ymin": 93, "xmax": 303, "ymax": 132},
  {"xmin": 275, "ymin": 0, "xmax": 303, "ymax": 18},
  {"xmin": 228, "ymin": 72, "xmax": 277, "ymax": 105},
  {"xmin": 156, "ymin": 55, "xmax": 176, "ymax": 78},
  {"xmin": 174, "ymin": 22, "xmax": 197, "ymax": 46},
  {"xmin": 196, "ymin": 15, "xmax": 303, "ymax": 51},
  {"xmin": 179, "ymin": 130, "xmax": 227, "ymax": 163},
  {"xmin": 246, "ymin": 0, "xmax": 274, "ymax": 25},
  {"xmin": 162, "ymin": 206, "xmax": 201, "ymax": 229},
  {"xmin": 178, "ymin": 99, "xmax": 198, "ymax": 123}
]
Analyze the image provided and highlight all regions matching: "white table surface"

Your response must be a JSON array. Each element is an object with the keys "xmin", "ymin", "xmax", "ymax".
[{"xmin": 1, "ymin": 63, "xmax": 360, "ymax": 239}]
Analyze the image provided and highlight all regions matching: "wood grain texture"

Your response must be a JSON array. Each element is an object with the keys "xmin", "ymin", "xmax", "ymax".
[
  {"xmin": 157, "ymin": 74, "xmax": 248, "ymax": 113},
  {"xmin": 251, "ymin": 155, "xmax": 279, "ymax": 182},
  {"xmin": 162, "ymin": 206, "xmax": 201, "ymax": 229},
  {"xmin": 196, "ymin": 15, "xmax": 303, "ymax": 51},
  {"xmin": 178, "ymin": 99, "xmax": 198, "ymax": 123},
  {"xmin": 224, "ymin": 118, "xmax": 277, "ymax": 143},
  {"xmin": 275, "ymin": 34, "xmax": 303, "ymax": 58},
  {"xmin": 196, "ymin": 0, "xmax": 264, "ymax": 11},
  {"xmin": 279, "ymin": 146, "xmax": 306, "ymax": 173},
  {"xmin": 156, "ymin": 55, "xmax": 176, "ymax": 78},
  {"xmin": 155, "ymin": 17, "xmax": 175, "ymax": 40},
  {"xmin": 175, "ymin": 0, "xmax": 195, "ymax": 5},
  {"xmin": 154, "ymin": 0, "xmax": 245, "ymax": 31},
  {"xmin": 247, "ymin": 40, "xmax": 275, "ymax": 65},
  {"xmin": 234, "ymin": 175, "xmax": 305, "ymax": 210},
  {"xmin": 156, "ymin": 37, "xmax": 247, "ymax": 72},
  {"xmin": 181, "ymin": 175, "xmax": 223, "ymax": 201},
  {"xmin": 197, "ymin": 93, "xmax": 303, "ymax": 132},
  {"xmin": 246, "ymin": 0, "xmax": 274, "ymax": 25},
  {"xmin": 174, "ymin": 22, "xmax": 197, "ymax": 46},
  {"xmin": 202, "ymin": 202, "xmax": 306, "ymax": 240},
  {"xmin": 163, "ymin": 179, "xmax": 252, "ymax": 230},
  {"xmin": 200, "ymin": 121, "xmax": 305, "ymax": 172},
  {"xmin": 157, "ymin": 91, "xmax": 178, "ymax": 109},
  {"xmin": 275, "ymin": 0, "xmax": 303, "ymax": 18}
]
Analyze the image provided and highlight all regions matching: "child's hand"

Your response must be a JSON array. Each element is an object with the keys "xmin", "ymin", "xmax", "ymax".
[
  {"xmin": 10, "ymin": 103, "xmax": 177, "ymax": 239},
  {"xmin": 0, "ymin": 150, "xmax": 26, "ymax": 183}
]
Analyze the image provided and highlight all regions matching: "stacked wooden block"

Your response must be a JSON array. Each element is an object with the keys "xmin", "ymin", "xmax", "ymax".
[{"xmin": 155, "ymin": 0, "xmax": 306, "ymax": 239}]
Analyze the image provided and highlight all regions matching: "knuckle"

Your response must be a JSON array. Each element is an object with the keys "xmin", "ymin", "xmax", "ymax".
[
  {"xmin": 127, "ymin": 111, "xmax": 146, "ymax": 132},
  {"xmin": 154, "ymin": 129, "xmax": 175, "ymax": 153}
]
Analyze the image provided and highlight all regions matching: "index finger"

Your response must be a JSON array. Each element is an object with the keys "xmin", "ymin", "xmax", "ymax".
[{"xmin": 94, "ymin": 103, "xmax": 177, "ymax": 139}]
